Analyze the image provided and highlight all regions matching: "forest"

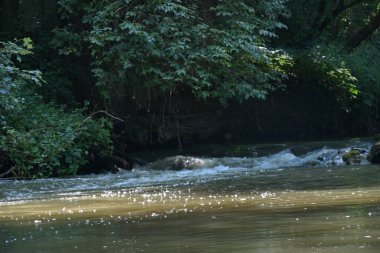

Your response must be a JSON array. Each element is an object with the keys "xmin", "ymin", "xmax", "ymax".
[{"xmin": 1, "ymin": 0, "xmax": 380, "ymax": 178}]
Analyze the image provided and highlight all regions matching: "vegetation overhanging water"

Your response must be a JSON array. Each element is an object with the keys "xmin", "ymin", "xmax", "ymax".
[{"xmin": 1, "ymin": 1, "xmax": 380, "ymax": 252}]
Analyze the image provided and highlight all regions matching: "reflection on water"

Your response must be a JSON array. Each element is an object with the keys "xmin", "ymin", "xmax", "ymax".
[
  {"xmin": 1, "ymin": 140, "xmax": 380, "ymax": 252},
  {"xmin": 2, "ymin": 182, "xmax": 380, "ymax": 252},
  {"xmin": 2, "ymin": 201, "xmax": 380, "ymax": 253}
]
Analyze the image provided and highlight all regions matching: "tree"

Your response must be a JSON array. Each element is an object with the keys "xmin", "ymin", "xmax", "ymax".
[
  {"xmin": 346, "ymin": 6, "xmax": 380, "ymax": 48},
  {"xmin": 53, "ymin": 0, "xmax": 289, "ymax": 107},
  {"xmin": 284, "ymin": 0, "xmax": 380, "ymax": 47}
]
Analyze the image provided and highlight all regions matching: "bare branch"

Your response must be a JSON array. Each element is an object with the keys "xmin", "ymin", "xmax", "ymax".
[
  {"xmin": 79, "ymin": 110, "xmax": 124, "ymax": 128},
  {"xmin": 346, "ymin": 11, "xmax": 380, "ymax": 48},
  {"xmin": 87, "ymin": 110, "xmax": 124, "ymax": 122},
  {"xmin": 0, "ymin": 167, "xmax": 14, "ymax": 178},
  {"xmin": 316, "ymin": 0, "xmax": 365, "ymax": 34}
]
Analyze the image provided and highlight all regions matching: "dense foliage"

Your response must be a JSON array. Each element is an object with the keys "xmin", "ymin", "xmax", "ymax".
[
  {"xmin": 0, "ymin": 0, "xmax": 380, "ymax": 177},
  {"xmin": 283, "ymin": 0, "xmax": 380, "ymax": 125},
  {"xmin": 0, "ymin": 41, "xmax": 111, "ymax": 178},
  {"xmin": 53, "ymin": 0, "xmax": 289, "ymax": 105}
]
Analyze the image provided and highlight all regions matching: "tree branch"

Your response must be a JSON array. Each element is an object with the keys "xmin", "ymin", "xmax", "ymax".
[
  {"xmin": 71, "ymin": 110, "xmax": 124, "ymax": 142},
  {"xmin": 346, "ymin": 11, "xmax": 380, "ymax": 48},
  {"xmin": 311, "ymin": 0, "xmax": 327, "ymax": 30},
  {"xmin": 0, "ymin": 167, "xmax": 14, "ymax": 178},
  {"xmin": 316, "ymin": 0, "xmax": 365, "ymax": 34},
  {"xmin": 85, "ymin": 110, "xmax": 124, "ymax": 123}
]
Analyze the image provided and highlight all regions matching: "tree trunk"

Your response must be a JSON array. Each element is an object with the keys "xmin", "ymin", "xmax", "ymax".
[
  {"xmin": 346, "ymin": 12, "xmax": 380, "ymax": 48},
  {"xmin": 316, "ymin": 0, "xmax": 365, "ymax": 34},
  {"xmin": 311, "ymin": 0, "xmax": 327, "ymax": 30}
]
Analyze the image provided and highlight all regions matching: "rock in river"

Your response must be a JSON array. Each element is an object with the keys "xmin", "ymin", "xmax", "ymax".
[
  {"xmin": 342, "ymin": 149, "xmax": 368, "ymax": 165},
  {"xmin": 149, "ymin": 156, "xmax": 215, "ymax": 170},
  {"xmin": 368, "ymin": 142, "xmax": 380, "ymax": 164}
]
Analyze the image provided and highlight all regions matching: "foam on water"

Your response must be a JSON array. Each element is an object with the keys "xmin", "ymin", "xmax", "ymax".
[{"xmin": 0, "ymin": 140, "xmax": 373, "ymax": 202}]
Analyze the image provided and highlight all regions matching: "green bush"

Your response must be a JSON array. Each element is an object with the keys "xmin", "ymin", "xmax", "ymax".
[{"xmin": 0, "ymin": 40, "xmax": 111, "ymax": 178}]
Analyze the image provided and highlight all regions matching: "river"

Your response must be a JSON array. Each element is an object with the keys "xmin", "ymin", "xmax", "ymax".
[{"xmin": 1, "ymin": 139, "xmax": 380, "ymax": 252}]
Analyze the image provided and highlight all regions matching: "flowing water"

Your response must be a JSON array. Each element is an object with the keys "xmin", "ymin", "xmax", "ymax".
[{"xmin": 2, "ymin": 139, "xmax": 380, "ymax": 253}]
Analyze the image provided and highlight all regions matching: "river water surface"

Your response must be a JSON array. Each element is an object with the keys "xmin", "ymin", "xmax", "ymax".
[{"xmin": 1, "ymin": 139, "xmax": 380, "ymax": 253}]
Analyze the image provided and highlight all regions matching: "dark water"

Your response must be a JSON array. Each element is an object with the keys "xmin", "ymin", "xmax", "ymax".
[{"xmin": 1, "ymin": 139, "xmax": 380, "ymax": 253}]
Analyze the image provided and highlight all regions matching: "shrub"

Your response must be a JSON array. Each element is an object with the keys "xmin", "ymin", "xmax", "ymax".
[{"xmin": 0, "ymin": 40, "xmax": 111, "ymax": 178}]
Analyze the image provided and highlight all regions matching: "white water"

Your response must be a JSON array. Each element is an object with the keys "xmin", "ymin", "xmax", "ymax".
[
  {"xmin": 0, "ymin": 139, "xmax": 372, "ymax": 202},
  {"xmin": 1, "ymin": 139, "xmax": 380, "ymax": 253}
]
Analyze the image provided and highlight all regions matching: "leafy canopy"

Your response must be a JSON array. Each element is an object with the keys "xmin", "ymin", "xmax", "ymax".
[{"xmin": 54, "ymin": 0, "xmax": 289, "ymax": 104}]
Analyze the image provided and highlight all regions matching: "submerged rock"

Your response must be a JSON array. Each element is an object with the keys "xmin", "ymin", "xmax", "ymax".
[
  {"xmin": 149, "ymin": 155, "xmax": 215, "ymax": 170},
  {"xmin": 368, "ymin": 142, "xmax": 380, "ymax": 164}
]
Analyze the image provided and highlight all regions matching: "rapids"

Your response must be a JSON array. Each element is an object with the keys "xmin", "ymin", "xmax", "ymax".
[{"xmin": 1, "ymin": 139, "xmax": 380, "ymax": 253}]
